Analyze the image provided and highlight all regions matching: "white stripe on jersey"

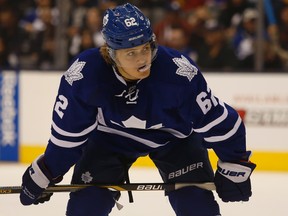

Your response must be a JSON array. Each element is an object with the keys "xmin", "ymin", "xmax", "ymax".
[
  {"xmin": 52, "ymin": 120, "xmax": 97, "ymax": 137},
  {"xmin": 203, "ymin": 116, "xmax": 242, "ymax": 142},
  {"xmin": 194, "ymin": 100, "xmax": 228, "ymax": 133},
  {"xmin": 159, "ymin": 127, "xmax": 193, "ymax": 138},
  {"xmin": 50, "ymin": 135, "xmax": 88, "ymax": 148},
  {"xmin": 97, "ymin": 125, "xmax": 169, "ymax": 148}
]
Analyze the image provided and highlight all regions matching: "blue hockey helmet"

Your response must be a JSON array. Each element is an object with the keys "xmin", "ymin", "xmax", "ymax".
[{"xmin": 101, "ymin": 3, "xmax": 154, "ymax": 50}]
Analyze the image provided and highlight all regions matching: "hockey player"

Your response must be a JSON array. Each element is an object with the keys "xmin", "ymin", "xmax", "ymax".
[{"xmin": 20, "ymin": 3, "xmax": 256, "ymax": 216}]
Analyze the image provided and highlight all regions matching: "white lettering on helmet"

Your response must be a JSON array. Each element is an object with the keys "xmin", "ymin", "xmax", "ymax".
[{"xmin": 128, "ymin": 34, "xmax": 144, "ymax": 41}]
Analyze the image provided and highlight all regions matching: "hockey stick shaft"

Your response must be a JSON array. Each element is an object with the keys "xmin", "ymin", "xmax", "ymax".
[{"xmin": 0, "ymin": 182, "xmax": 215, "ymax": 194}]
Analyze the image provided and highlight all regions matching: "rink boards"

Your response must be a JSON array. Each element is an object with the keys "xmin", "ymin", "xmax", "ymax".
[{"xmin": 1, "ymin": 71, "xmax": 287, "ymax": 171}]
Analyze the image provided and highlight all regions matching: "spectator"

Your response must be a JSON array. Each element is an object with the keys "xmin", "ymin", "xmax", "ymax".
[
  {"xmin": 218, "ymin": 0, "xmax": 255, "ymax": 42},
  {"xmin": 186, "ymin": 5, "xmax": 213, "ymax": 52},
  {"xmin": 20, "ymin": 0, "xmax": 58, "ymax": 31},
  {"xmin": 83, "ymin": 7, "xmax": 104, "ymax": 47},
  {"xmin": 0, "ymin": 0, "xmax": 282, "ymax": 71},
  {"xmin": 275, "ymin": 6, "xmax": 288, "ymax": 69},
  {"xmin": 232, "ymin": 8, "xmax": 281, "ymax": 70},
  {"xmin": 165, "ymin": 24, "xmax": 198, "ymax": 61},
  {"xmin": 78, "ymin": 29, "xmax": 95, "ymax": 51},
  {"xmin": 153, "ymin": 2, "xmax": 191, "ymax": 46},
  {"xmin": 196, "ymin": 19, "xmax": 239, "ymax": 71},
  {"xmin": 67, "ymin": 0, "xmax": 96, "ymax": 36},
  {"xmin": 69, "ymin": 7, "xmax": 104, "ymax": 60},
  {"xmin": 35, "ymin": 7, "xmax": 57, "ymax": 70},
  {"xmin": 218, "ymin": 0, "xmax": 255, "ymax": 28},
  {"xmin": 136, "ymin": 0, "xmax": 167, "ymax": 24},
  {"xmin": 0, "ymin": 7, "xmax": 26, "ymax": 69},
  {"xmin": 232, "ymin": 8, "xmax": 259, "ymax": 69},
  {"xmin": 18, "ymin": 0, "xmax": 59, "ymax": 69}
]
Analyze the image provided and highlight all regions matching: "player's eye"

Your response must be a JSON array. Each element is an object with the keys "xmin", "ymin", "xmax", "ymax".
[
  {"xmin": 126, "ymin": 51, "xmax": 135, "ymax": 57},
  {"xmin": 143, "ymin": 45, "xmax": 151, "ymax": 52}
]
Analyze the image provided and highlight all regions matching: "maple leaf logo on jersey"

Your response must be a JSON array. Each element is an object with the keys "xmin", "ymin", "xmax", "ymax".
[
  {"xmin": 81, "ymin": 171, "xmax": 93, "ymax": 183},
  {"xmin": 121, "ymin": 115, "xmax": 163, "ymax": 129},
  {"xmin": 173, "ymin": 55, "xmax": 198, "ymax": 81},
  {"xmin": 64, "ymin": 58, "xmax": 86, "ymax": 86}
]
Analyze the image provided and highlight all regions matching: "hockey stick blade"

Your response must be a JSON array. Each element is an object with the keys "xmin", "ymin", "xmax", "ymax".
[{"xmin": 0, "ymin": 182, "xmax": 215, "ymax": 194}]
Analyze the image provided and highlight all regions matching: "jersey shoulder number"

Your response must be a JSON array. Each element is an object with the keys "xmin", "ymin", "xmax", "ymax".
[
  {"xmin": 54, "ymin": 95, "xmax": 68, "ymax": 119},
  {"xmin": 196, "ymin": 87, "xmax": 218, "ymax": 114}
]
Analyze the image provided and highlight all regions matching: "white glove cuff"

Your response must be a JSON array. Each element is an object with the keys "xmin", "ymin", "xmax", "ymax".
[
  {"xmin": 30, "ymin": 154, "xmax": 50, "ymax": 189},
  {"xmin": 217, "ymin": 160, "xmax": 252, "ymax": 183}
]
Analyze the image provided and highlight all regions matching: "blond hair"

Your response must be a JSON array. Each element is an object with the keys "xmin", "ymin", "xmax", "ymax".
[{"xmin": 100, "ymin": 44, "xmax": 114, "ymax": 65}]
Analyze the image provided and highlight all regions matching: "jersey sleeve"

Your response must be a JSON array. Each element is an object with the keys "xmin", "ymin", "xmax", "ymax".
[
  {"xmin": 44, "ymin": 53, "xmax": 99, "ymax": 177},
  {"xmin": 180, "ymin": 57, "xmax": 250, "ymax": 162}
]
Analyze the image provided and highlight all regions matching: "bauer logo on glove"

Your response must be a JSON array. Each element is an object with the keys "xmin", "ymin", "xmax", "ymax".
[
  {"xmin": 214, "ymin": 160, "xmax": 256, "ymax": 202},
  {"xmin": 217, "ymin": 160, "xmax": 253, "ymax": 183}
]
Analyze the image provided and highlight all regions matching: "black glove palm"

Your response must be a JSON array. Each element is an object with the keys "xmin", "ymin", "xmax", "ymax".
[{"xmin": 34, "ymin": 192, "xmax": 53, "ymax": 205}]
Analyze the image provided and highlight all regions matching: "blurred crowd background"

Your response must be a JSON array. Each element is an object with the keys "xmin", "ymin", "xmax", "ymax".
[{"xmin": 0, "ymin": 0, "xmax": 288, "ymax": 72}]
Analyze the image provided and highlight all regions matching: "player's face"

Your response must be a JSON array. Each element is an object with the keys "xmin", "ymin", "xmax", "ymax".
[{"xmin": 115, "ymin": 43, "xmax": 152, "ymax": 81}]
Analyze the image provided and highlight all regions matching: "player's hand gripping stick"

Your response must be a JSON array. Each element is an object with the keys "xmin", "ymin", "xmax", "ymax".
[
  {"xmin": 20, "ymin": 154, "xmax": 62, "ymax": 205},
  {"xmin": 214, "ymin": 160, "xmax": 256, "ymax": 202}
]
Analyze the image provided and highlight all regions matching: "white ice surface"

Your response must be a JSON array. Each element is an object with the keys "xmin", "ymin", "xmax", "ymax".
[{"xmin": 0, "ymin": 163, "xmax": 288, "ymax": 216}]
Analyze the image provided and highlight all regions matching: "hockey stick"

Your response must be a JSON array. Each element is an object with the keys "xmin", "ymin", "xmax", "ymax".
[{"xmin": 0, "ymin": 182, "xmax": 215, "ymax": 194}]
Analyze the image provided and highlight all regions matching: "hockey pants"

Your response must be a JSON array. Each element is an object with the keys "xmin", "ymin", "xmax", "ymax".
[{"xmin": 66, "ymin": 133, "xmax": 220, "ymax": 216}]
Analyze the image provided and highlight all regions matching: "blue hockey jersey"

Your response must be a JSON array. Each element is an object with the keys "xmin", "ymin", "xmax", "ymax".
[{"xmin": 44, "ymin": 46, "xmax": 248, "ymax": 177}]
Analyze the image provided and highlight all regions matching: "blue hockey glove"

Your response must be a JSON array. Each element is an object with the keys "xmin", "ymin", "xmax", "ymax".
[
  {"xmin": 214, "ymin": 160, "xmax": 256, "ymax": 202},
  {"xmin": 20, "ymin": 154, "xmax": 62, "ymax": 205}
]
